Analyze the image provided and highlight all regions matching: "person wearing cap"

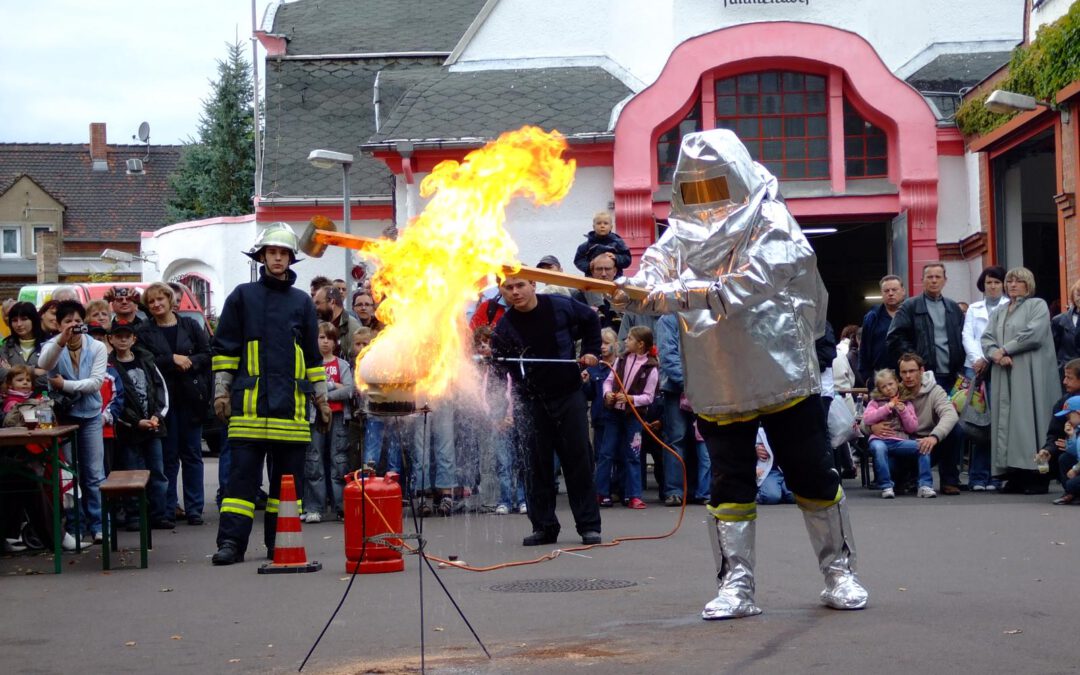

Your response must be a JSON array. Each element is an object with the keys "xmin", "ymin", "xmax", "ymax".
[
  {"xmin": 210, "ymin": 222, "xmax": 331, "ymax": 565},
  {"xmin": 961, "ymin": 265, "xmax": 1007, "ymax": 490},
  {"xmin": 106, "ymin": 286, "xmax": 143, "ymax": 328},
  {"xmin": 107, "ymin": 320, "xmax": 171, "ymax": 529},
  {"xmin": 536, "ymin": 255, "xmax": 571, "ymax": 297},
  {"xmin": 1050, "ymin": 395, "xmax": 1080, "ymax": 505}
]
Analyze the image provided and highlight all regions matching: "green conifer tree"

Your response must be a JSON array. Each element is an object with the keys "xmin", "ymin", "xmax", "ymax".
[{"xmin": 167, "ymin": 41, "xmax": 255, "ymax": 222}]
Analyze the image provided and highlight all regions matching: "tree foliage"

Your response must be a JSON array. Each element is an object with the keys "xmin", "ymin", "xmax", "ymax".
[
  {"xmin": 956, "ymin": 3, "xmax": 1080, "ymax": 136},
  {"xmin": 167, "ymin": 41, "xmax": 256, "ymax": 223}
]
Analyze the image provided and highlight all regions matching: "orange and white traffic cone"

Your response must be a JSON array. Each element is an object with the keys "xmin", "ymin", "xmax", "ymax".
[{"xmin": 259, "ymin": 474, "xmax": 322, "ymax": 574}]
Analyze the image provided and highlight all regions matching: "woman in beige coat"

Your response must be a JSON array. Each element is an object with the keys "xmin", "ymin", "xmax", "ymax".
[{"xmin": 981, "ymin": 267, "xmax": 1062, "ymax": 494}]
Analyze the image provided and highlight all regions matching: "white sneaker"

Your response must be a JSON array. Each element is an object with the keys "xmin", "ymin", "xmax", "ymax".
[
  {"xmin": 494, "ymin": 504, "xmax": 510, "ymax": 515},
  {"xmin": 61, "ymin": 532, "xmax": 79, "ymax": 551},
  {"xmin": 881, "ymin": 488, "xmax": 895, "ymax": 499},
  {"xmin": 971, "ymin": 484, "xmax": 986, "ymax": 491},
  {"xmin": 518, "ymin": 503, "xmax": 528, "ymax": 515},
  {"xmin": 918, "ymin": 486, "xmax": 937, "ymax": 499},
  {"xmin": 303, "ymin": 512, "xmax": 322, "ymax": 524},
  {"xmin": 984, "ymin": 484, "xmax": 998, "ymax": 492}
]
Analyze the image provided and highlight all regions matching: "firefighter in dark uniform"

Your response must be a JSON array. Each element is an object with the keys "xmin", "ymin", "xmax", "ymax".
[{"xmin": 211, "ymin": 223, "xmax": 331, "ymax": 565}]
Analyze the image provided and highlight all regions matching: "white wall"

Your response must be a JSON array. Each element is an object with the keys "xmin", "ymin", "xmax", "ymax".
[
  {"xmin": 936, "ymin": 156, "xmax": 972, "ymax": 242},
  {"xmin": 454, "ymin": 0, "xmax": 1024, "ymax": 87},
  {"xmin": 142, "ymin": 215, "xmax": 392, "ymax": 317},
  {"xmin": 393, "ymin": 165, "xmax": 615, "ymax": 282},
  {"xmin": 1030, "ymin": 0, "xmax": 1074, "ymax": 41}
]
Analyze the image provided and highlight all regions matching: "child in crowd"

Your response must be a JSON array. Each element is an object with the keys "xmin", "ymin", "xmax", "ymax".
[
  {"xmin": 2, "ymin": 365, "xmax": 37, "ymax": 426},
  {"xmin": 87, "ymin": 322, "xmax": 123, "ymax": 474},
  {"xmin": 109, "ymin": 321, "xmax": 170, "ymax": 530},
  {"xmin": 304, "ymin": 322, "xmax": 354, "ymax": 523},
  {"xmin": 1052, "ymin": 396, "xmax": 1080, "ymax": 505},
  {"xmin": 346, "ymin": 327, "xmax": 374, "ymax": 472},
  {"xmin": 1037, "ymin": 358, "xmax": 1080, "ymax": 487},
  {"xmin": 585, "ymin": 328, "xmax": 620, "ymax": 468},
  {"xmin": 573, "ymin": 211, "xmax": 632, "ymax": 276},
  {"xmin": 596, "ymin": 326, "xmax": 658, "ymax": 509},
  {"xmin": 474, "ymin": 326, "xmax": 525, "ymax": 515},
  {"xmin": 755, "ymin": 427, "xmax": 793, "ymax": 505},
  {"xmin": 863, "ymin": 368, "xmax": 933, "ymax": 499}
]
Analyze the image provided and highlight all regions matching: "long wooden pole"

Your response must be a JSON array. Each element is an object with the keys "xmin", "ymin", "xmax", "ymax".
[{"xmin": 311, "ymin": 229, "xmax": 649, "ymax": 300}]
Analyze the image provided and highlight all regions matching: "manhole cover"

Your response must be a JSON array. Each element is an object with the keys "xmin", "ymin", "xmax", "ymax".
[{"xmin": 489, "ymin": 578, "xmax": 637, "ymax": 593}]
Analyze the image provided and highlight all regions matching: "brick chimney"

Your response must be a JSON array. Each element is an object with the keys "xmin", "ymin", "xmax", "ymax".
[{"xmin": 89, "ymin": 122, "xmax": 108, "ymax": 171}]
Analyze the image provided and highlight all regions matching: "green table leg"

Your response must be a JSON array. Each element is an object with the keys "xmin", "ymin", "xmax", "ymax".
[
  {"xmin": 139, "ymin": 491, "xmax": 149, "ymax": 569},
  {"xmin": 51, "ymin": 438, "xmax": 61, "ymax": 575},
  {"xmin": 102, "ymin": 499, "xmax": 111, "ymax": 570}
]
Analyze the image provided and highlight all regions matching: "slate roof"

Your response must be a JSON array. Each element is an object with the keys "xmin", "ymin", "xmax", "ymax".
[
  {"xmin": 0, "ymin": 144, "xmax": 181, "ymax": 241},
  {"xmin": 270, "ymin": 0, "xmax": 488, "ymax": 55},
  {"xmin": 261, "ymin": 58, "xmax": 423, "ymax": 198},
  {"xmin": 905, "ymin": 51, "xmax": 1012, "ymax": 93},
  {"xmin": 368, "ymin": 68, "xmax": 632, "ymax": 144}
]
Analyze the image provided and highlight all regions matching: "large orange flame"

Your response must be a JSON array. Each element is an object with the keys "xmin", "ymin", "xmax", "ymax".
[{"xmin": 356, "ymin": 125, "xmax": 576, "ymax": 399}]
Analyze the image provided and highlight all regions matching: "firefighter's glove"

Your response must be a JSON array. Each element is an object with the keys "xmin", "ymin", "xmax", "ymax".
[
  {"xmin": 213, "ymin": 372, "xmax": 234, "ymax": 423},
  {"xmin": 316, "ymin": 395, "xmax": 332, "ymax": 427}
]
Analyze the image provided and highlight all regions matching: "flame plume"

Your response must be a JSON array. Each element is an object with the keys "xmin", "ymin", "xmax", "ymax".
[{"xmin": 357, "ymin": 126, "xmax": 576, "ymax": 399}]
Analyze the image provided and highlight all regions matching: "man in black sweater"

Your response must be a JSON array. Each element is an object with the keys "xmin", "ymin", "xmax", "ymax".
[{"xmin": 493, "ymin": 276, "xmax": 603, "ymax": 546}]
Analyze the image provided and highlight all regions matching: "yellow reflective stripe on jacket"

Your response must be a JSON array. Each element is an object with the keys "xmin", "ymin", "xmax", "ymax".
[
  {"xmin": 293, "ymin": 343, "xmax": 307, "ymax": 424},
  {"xmin": 306, "ymin": 366, "xmax": 326, "ymax": 382},
  {"xmin": 212, "ymin": 355, "xmax": 240, "ymax": 372},
  {"xmin": 247, "ymin": 340, "xmax": 261, "ymax": 377},
  {"xmin": 706, "ymin": 501, "xmax": 757, "ymax": 522},
  {"xmin": 266, "ymin": 497, "xmax": 279, "ymax": 514},
  {"xmin": 795, "ymin": 486, "xmax": 844, "ymax": 512},
  {"xmin": 699, "ymin": 396, "xmax": 806, "ymax": 426},
  {"xmin": 221, "ymin": 498, "xmax": 255, "ymax": 519}
]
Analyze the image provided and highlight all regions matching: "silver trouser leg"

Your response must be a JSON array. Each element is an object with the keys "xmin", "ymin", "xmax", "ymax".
[
  {"xmin": 701, "ymin": 516, "xmax": 762, "ymax": 620},
  {"xmin": 800, "ymin": 494, "xmax": 869, "ymax": 610}
]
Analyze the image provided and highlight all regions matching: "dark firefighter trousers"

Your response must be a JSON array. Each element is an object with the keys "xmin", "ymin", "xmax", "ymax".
[{"xmin": 216, "ymin": 439, "xmax": 306, "ymax": 554}]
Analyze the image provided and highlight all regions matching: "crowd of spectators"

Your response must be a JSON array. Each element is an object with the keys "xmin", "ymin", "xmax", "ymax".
[{"xmin": 4, "ymin": 216, "xmax": 1079, "ymax": 557}]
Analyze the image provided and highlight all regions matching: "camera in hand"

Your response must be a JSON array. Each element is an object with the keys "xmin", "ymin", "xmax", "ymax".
[{"xmin": 72, "ymin": 325, "xmax": 89, "ymax": 334}]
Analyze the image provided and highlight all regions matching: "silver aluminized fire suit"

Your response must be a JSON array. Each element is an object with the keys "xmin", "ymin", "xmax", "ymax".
[{"xmin": 616, "ymin": 129, "xmax": 868, "ymax": 618}]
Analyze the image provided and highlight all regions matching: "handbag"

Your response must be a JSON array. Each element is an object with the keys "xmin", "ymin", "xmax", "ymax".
[
  {"xmin": 949, "ymin": 374, "xmax": 971, "ymax": 412},
  {"xmin": 827, "ymin": 395, "xmax": 861, "ymax": 449},
  {"xmin": 958, "ymin": 378, "xmax": 991, "ymax": 443}
]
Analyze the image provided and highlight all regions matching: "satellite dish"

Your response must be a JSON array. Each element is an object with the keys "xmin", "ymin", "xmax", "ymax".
[{"xmin": 137, "ymin": 122, "xmax": 150, "ymax": 143}]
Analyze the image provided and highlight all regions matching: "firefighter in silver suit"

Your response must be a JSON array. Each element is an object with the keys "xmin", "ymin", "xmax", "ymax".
[{"xmin": 614, "ymin": 129, "xmax": 868, "ymax": 618}]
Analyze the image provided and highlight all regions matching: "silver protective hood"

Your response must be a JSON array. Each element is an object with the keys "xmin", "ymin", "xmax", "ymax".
[{"xmin": 619, "ymin": 129, "xmax": 827, "ymax": 417}]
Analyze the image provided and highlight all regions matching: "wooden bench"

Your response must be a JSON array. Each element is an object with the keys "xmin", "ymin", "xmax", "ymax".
[{"xmin": 100, "ymin": 470, "xmax": 152, "ymax": 570}]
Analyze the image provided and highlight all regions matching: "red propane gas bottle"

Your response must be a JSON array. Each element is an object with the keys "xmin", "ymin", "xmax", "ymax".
[{"xmin": 344, "ymin": 470, "xmax": 405, "ymax": 574}]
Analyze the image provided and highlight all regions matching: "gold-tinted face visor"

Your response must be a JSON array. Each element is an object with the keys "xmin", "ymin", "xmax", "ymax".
[{"xmin": 679, "ymin": 175, "xmax": 731, "ymax": 206}]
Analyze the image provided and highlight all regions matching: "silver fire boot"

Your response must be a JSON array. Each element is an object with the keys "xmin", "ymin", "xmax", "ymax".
[
  {"xmin": 702, "ymin": 516, "xmax": 762, "ymax": 620},
  {"xmin": 800, "ymin": 495, "xmax": 868, "ymax": 610}
]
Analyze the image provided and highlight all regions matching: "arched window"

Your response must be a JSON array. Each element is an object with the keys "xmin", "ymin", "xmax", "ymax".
[
  {"xmin": 656, "ymin": 97, "xmax": 701, "ymax": 184},
  {"xmin": 653, "ymin": 69, "xmax": 889, "ymax": 184},
  {"xmin": 173, "ymin": 273, "xmax": 211, "ymax": 313},
  {"xmin": 714, "ymin": 71, "xmax": 828, "ymax": 180}
]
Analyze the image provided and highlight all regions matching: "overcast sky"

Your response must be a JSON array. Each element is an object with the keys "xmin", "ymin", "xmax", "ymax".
[{"xmin": 0, "ymin": 0, "xmax": 262, "ymax": 145}]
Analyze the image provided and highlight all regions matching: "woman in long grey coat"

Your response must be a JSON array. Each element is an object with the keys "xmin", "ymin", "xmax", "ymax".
[{"xmin": 981, "ymin": 267, "xmax": 1062, "ymax": 494}]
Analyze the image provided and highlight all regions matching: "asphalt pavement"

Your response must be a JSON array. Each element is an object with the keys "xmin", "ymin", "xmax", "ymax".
[{"xmin": 2, "ymin": 461, "xmax": 1077, "ymax": 674}]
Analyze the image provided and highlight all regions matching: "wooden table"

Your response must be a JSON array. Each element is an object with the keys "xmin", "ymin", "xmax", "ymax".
[{"xmin": 0, "ymin": 425, "xmax": 80, "ymax": 574}]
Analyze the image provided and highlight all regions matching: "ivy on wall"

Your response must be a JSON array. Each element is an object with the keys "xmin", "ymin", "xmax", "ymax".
[{"xmin": 956, "ymin": 2, "xmax": 1080, "ymax": 136}]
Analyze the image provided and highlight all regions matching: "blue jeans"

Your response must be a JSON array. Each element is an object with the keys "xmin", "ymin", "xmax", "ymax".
[
  {"xmin": 63, "ymin": 415, "xmax": 105, "ymax": 536},
  {"xmin": 660, "ymin": 394, "xmax": 711, "ymax": 499},
  {"xmin": 305, "ymin": 412, "xmax": 349, "ymax": 514},
  {"xmin": 870, "ymin": 437, "xmax": 933, "ymax": 489},
  {"xmin": 495, "ymin": 432, "xmax": 526, "ymax": 508},
  {"xmin": 757, "ymin": 466, "xmax": 794, "ymax": 504},
  {"xmin": 362, "ymin": 416, "xmax": 404, "ymax": 475},
  {"xmin": 411, "ymin": 404, "xmax": 456, "ymax": 494},
  {"xmin": 595, "ymin": 413, "xmax": 643, "ymax": 499},
  {"xmin": 163, "ymin": 403, "xmax": 204, "ymax": 518},
  {"xmin": 119, "ymin": 436, "xmax": 168, "ymax": 523}
]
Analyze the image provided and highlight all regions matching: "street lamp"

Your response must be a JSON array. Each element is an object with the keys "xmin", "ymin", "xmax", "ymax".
[
  {"xmin": 307, "ymin": 148, "xmax": 355, "ymax": 295},
  {"xmin": 985, "ymin": 89, "xmax": 1070, "ymax": 123},
  {"xmin": 100, "ymin": 248, "xmax": 158, "ymax": 270}
]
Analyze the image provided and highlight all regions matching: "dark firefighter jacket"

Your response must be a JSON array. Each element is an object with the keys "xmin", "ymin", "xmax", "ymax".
[{"xmin": 211, "ymin": 268, "xmax": 325, "ymax": 443}]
